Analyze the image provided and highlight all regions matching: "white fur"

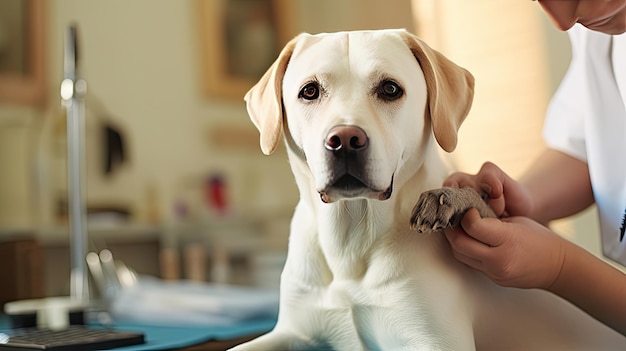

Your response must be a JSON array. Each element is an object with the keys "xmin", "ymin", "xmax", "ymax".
[{"xmin": 231, "ymin": 30, "xmax": 626, "ymax": 350}]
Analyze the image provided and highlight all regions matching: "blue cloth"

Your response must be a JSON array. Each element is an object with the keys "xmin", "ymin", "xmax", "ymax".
[{"xmin": 109, "ymin": 318, "xmax": 276, "ymax": 350}]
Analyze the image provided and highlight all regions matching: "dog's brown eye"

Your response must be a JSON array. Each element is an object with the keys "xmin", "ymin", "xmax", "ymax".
[
  {"xmin": 378, "ymin": 80, "xmax": 403, "ymax": 101},
  {"xmin": 299, "ymin": 82, "xmax": 320, "ymax": 100}
]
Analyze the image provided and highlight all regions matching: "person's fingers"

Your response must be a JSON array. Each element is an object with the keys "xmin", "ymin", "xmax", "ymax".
[
  {"xmin": 460, "ymin": 208, "xmax": 507, "ymax": 248},
  {"xmin": 499, "ymin": 173, "xmax": 532, "ymax": 217},
  {"xmin": 445, "ymin": 162, "xmax": 506, "ymax": 198},
  {"xmin": 479, "ymin": 162, "xmax": 525, "ymax": 199},
  {"xmin": 479, "ymin": 162, "xmax": 532, "ymax": 217},
  {"xmin": 443, "ymin": 220, "xmax": 492, "ymax": 260},
  {"xmin": 443, "ymin": 162, "xmax": 532, "ymax": 217},
  {"xmin": 443, "ymin": 172, "xmax": 471, "ymax": 189},
  {"xmin": 444, "ymin": 164, "xmax": 504, "ymax": 205},
  {"xmin": 476, "ymin": 164, "xmax": 508, "ymax": 216}
]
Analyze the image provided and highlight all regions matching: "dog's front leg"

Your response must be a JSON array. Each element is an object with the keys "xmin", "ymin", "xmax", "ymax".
[
  {"xmin": 229, "ymin": 283, "xmax": 331, "ymax": 351},
  {"xmin": 230, "ymin": 202, "xmax": 331, "ymax": 351},
  {"xmin": 409, "ymin": 187, "xmax": 497, "ymax": 233},
  {"xmin": 228, "ymin": 329, "xmax": 317, "ymax": 351}
]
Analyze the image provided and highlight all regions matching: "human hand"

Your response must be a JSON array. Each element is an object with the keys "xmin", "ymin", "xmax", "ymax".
[
  {"xmin": 443, "ymin": 162, "xmax": 533, "ymax": 219},
  {"xmin": 443, "ymin": 208, "xmax": 567, "ymax": 289}
]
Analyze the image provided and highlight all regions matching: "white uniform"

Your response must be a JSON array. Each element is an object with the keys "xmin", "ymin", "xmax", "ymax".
[{"xmin": 543, "ymin": 24, "xmax": 626, "ymax": 266}]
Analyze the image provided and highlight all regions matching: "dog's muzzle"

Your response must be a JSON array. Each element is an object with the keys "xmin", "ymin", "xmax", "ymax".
[{"xmin": 318, "ymin": 125, "xmax": 393, "ymax": 203}]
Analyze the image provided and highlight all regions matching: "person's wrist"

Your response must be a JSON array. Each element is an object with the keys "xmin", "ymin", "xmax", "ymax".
[{"xmin": 545, "ymin": 237, "xmax": 576, "ymax": 292}]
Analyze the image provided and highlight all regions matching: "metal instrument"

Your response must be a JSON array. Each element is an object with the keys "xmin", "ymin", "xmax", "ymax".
[{"xmin": 60, "ymin": 24, "xmax": 89, "ymax": 303}]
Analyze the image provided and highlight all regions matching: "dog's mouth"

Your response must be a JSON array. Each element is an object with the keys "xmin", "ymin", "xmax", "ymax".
[
  {"xmin": 318, "ymin": 174, "xmax": 393, "ymax": 203},
  {"xmin": 333, "ymin": 174, "xmax": 367, "ymax": 191}
]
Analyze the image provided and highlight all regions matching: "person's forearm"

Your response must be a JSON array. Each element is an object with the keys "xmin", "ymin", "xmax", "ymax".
[
  {"xmin": 520, "ymin": 149, "xmax": 594, "ymax": 224},
  {"xmin": 547, "ymin": 239, "xmax": 626, "ymax": 335}
]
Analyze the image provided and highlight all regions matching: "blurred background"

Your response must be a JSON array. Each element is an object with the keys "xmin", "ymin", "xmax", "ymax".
[{"xmin": 0, "ymin": 0, "xmax": 598, "ymax": 304}]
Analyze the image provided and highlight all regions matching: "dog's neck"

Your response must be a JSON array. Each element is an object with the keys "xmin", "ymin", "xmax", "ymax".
[
  {"xmin": 288, "ymin": 147, "xmax": 448, "ymax": 281},
  {"xmin": 316, "ymin": 198, "xmax": 394, "ymax": 279}
]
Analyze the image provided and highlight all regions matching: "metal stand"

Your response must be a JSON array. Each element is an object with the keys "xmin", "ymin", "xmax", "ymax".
[{"xmin": 60, "ymin": 25, "xmax": 89, "ymax": 303}]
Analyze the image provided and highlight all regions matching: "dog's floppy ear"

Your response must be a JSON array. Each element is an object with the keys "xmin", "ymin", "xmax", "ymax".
[
  {"xmin": 400, "ymin": 31, "xmax": 474, "ymax": 153},
  {"xmin": 244, "ymin": 35, "xmax": 301, "ymax": 155}
]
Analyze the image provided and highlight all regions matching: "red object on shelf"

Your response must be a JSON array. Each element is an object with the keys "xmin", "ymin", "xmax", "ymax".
[{"xmin": 204, "ymin": 174, "xmax": 228, "ymax": 215}]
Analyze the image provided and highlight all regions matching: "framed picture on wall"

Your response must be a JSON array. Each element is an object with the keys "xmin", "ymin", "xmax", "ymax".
[
  {"xmin": 0, "ymin": 0, "xmax": 46, "ymax": 106},
  {"xmin": 198, "ymin": 0, "xmax": 296, "ymax": 100}
]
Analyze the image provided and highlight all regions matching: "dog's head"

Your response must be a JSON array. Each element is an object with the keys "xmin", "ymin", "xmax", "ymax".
[{"xmin": 245, "ymin": 29, "xmax": 474, "ymax": 203}]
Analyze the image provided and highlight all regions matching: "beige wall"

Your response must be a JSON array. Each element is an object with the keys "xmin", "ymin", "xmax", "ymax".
[
  {"xmin": 413, "ymin": 0, "xmax": 571, "ymax": 177},
  {"xmin": 0, "ymin": 0, "xmax": 415, "ymax": 233},
  {"xmin": 0, "ymin": 109, "xmax": 39, "ymax": 228},
  {"xmin": 4, "ymin": 0, "xmax": 599, "ymax": 255}
]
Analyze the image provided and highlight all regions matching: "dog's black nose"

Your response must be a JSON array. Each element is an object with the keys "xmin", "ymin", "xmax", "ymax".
[{"xmin": 325, "ymin": 125, "xmax": 369, "ymax": 153}]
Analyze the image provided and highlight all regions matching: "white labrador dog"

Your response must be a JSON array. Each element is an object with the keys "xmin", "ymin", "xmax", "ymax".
[{"xmin": 231, "ymin": 29, "xmax": 625, "ymax": 350}]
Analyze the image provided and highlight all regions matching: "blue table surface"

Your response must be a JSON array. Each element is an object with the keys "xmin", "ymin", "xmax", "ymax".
[{"xmin": 0, "ymin": 314, "xmax": 276, "ymax": 350}]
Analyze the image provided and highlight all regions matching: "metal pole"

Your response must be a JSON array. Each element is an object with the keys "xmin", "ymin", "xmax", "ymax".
[{"xmin": 60, "ymin": 25, "xmax": 89, "ymax": 303}]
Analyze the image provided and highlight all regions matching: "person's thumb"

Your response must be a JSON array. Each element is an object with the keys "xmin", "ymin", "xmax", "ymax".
[{"xmin": 461, "ymin": 208, "xmax": 505, "ymax": 247}]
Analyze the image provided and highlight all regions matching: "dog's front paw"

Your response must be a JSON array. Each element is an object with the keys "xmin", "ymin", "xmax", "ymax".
[
  {"xmin": 228, "ymin": 330, "xmax": 314, "ymax": 351},
  {"xmin": 410, "ymin": 187, "xmax": 464, "ymax": 233},
  {"xmin": 410, "ymin": 187, "xmax": 496, "ymax": 233}
]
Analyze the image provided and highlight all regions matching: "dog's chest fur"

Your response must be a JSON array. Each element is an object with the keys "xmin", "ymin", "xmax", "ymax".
[{"xmin": 278, "ymin": 176, "xmax": 473, "ymax": 350}]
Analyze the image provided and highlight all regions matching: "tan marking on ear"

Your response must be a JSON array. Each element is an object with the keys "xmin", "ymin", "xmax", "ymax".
[
  {"xmin": 244, "ymin": 35, "xmax": 302, "ymax": 155},
  {"xmin": 400, "ymin": 31, "xmax": 475, "ymax": 153}
]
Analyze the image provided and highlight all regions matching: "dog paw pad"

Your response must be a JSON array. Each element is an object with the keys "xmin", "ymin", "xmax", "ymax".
[
  {"xmin": 410, "ymin": 187, "xmax": 466, "ymax": 233},
  {"xmin": 410, "ymin": 187, "xmax": 497, "ymax": 233}
]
